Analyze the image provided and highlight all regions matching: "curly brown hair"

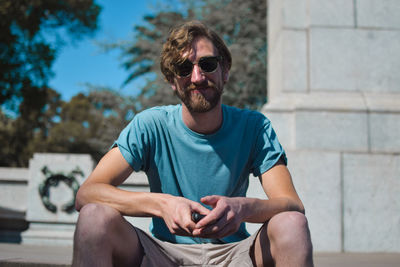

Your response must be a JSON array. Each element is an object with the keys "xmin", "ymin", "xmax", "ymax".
[{"xmin": 160, "ymin": 21, "xmax": 232, "ymax": 83}]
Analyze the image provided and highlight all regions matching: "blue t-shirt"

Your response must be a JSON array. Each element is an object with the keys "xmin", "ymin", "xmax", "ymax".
[{"xmin": 115, "ymin": 104, "xmax": 286, "ymax": 244}]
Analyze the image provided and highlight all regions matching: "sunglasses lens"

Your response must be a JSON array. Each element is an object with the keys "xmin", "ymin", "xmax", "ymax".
[
  {"xmin": 199, "ymin": 57, "xmax": 219, "ymax": 73},
  {"xmin": 176, "ymin": 60, "xmax": 193, "ymax": 77},
  {"xmin": 175, "ymin": 56, "xmax": 220, "ymax": 77}
]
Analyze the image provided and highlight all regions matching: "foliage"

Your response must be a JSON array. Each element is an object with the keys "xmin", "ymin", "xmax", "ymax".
[
  {"xmin": 41, "ymin": 89, "xmax": 134, "ymax": 162},
  {"xmin": 0, "ymin": 0, "xmax": 268, "ymax": 166},
  {"xmin": 0, "ymin": 0, "xmax": 101, "ymax": 106},
  {"xmin": 0, "ymin": 83, "xmax": 63, "ymax": 166},
  {"xmin": 118, "ymin": 0, "xmax": 267, "ymax": 111},
  {"xmin": 0, "ymin": 87, "xmax": 134, "ymax": 167},
  {"xmin": 0, "ymin": 0, "xmax": 102, "ymax": 166}
]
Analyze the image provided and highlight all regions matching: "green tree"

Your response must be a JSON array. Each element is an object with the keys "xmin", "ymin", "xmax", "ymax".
[
  {"xmin": 0, "ymin": 0, "xmax": 101, "ymax": 106},
  {"xmin": 0, "ymin": 0, "xmax": 101, "ymax": 167},
  {"xmin": 43, "ymin": 89, "xmax": 135, "ymax": 162},
  {"xmin": 117, "ymin": 0, "xmax": 267, "ymax": 111},
  {"xmin": 0, "ymin": 110, "xmax": 14, "ymax": 165},
  {"xmin": 0, "ymin": 87, "xmax": 134, "ymax": 167},
  {"xmin": 0, "ymin": 82, "xmax": 63, "ymax": 166}
]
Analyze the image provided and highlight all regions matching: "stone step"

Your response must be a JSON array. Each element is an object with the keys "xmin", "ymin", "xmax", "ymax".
[
  {"xmin": 0, "ymin": 262, "xmax": 69, "ymax": 267},
  {"xmin": 1, "ymin": 243, "xmax": 400, "ymax": 267},
  {"xmin": 0, "ymin": 243, "xmax": 71, "ymax": 267}
]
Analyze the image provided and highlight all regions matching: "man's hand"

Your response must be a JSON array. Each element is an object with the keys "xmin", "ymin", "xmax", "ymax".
[
  {"xmin": 192, "ymin": 195, "xmax": 245, "ymax": 238},
  {"xmin": 161, "ymin": 196, "xmax": 210, "ymax": 236}
]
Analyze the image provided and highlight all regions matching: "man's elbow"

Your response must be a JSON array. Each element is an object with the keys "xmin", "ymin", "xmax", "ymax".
[
  {"xmin": 297, "ymin": 205, "xmax": 305, "ymax": 215},
  {"xmin": 75, "ymin": 199, "xmax": 82, "ymax": 212},
  {"xmin": 74, "ymin": 187, "xmax": 86, "ymax": 212},
  {"xmin": 288, "ymin": 199, "xmax": 305, "ymax": 215}
]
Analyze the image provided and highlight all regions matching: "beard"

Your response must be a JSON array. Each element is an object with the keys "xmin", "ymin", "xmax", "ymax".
[{"xmin": 174, "ymin": 80, "xmax": 223, "ymax": 113}]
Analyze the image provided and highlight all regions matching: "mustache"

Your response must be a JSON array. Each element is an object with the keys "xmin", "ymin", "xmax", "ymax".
[{"xmin": 187, "ymin": 81, "xmax": 217, "ymax": 91}]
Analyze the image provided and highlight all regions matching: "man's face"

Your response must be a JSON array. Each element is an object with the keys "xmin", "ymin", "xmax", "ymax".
[{"xmin": 171, "ymin": 37, "xmax": 228, "ymax": 113}]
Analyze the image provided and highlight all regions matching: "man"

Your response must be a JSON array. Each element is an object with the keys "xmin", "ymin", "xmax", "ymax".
[{"xmin": 73, "ymin": 21, "xmax": 313, "ymax": 267}]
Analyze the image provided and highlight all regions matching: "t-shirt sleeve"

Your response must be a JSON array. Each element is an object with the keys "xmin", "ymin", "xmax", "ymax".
[
  {"xmin": 250, "ymin": 116, "xmax": 287, "ymax": 177},
  {"xmin": 112, "ymin": 113, "xmax": 151, "ymax": 172}
]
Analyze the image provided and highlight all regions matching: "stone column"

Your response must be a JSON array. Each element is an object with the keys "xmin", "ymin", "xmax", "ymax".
[{"xmin": 265, "ymin": 0, "xmax": 400, "ymax": 252}]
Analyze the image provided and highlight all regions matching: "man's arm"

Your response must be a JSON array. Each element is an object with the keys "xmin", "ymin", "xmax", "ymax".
[
  {"xmin": 76, "ymin": 147, "xmax": 209, "ymax": 236},
  {"xmin": 250, "ymin": 157, "xmax": 304, "ymax": 221},
  {"xmin": 192, "ymin": 158, "xmax": 304, "ymax": 238}
]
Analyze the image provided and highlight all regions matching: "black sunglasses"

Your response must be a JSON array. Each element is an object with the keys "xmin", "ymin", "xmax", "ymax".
[{"xmin": 175, "ymin": 56, "xmax": 222, "ymax": 77}]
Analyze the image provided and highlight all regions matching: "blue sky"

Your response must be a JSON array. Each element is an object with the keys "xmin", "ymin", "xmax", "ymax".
[{"xmin": 49, "ymin": 0, "xmax": 159, "ymax": 101}]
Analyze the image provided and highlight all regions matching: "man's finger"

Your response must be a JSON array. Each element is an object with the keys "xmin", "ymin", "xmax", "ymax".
[
  {"xmin": 195, "ymin": 204, "xmax": 225, "ymax": 228},
  {"xmin": 195, "ymin": 215, "xmax": 231, "ymax": 238},
  {"xmin": 200, "ymin": 195, "xmax": 220, "ymax": 207}
]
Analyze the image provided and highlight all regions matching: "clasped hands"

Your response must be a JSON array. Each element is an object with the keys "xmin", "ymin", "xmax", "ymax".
[{"xmin": 162, "ymin": 195, "xmax": 244, "ymax": 239}]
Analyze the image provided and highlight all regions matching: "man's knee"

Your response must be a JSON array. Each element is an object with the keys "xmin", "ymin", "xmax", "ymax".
[
  {"xmin": 75, "ymin": 203, "xmax": 122, "ymax": 243},
  {"xmin": 74, "ymin": 203, "xmax": 144, "ymax": 266},
  {"xmin": 267, "ymin": 211, "xmax": 312, "ymax": 251},
  {"xmin": 268, "ymin": 211, "xmax": 309, "ymax": 235}
]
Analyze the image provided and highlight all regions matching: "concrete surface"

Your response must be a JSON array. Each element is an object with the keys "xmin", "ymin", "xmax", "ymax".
[
  {"xmin": 1, "ymin": 243, "xmax": 400, "ymax": 267},
  {"xmin": 0, "ymin": 243, "xmax": 71, "ymax": 267},
  {"xmin": 265, "ymin": 0, "xmax": 400, "ymax": 253}
]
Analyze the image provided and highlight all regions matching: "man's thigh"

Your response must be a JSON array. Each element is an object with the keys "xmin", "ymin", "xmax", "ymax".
[{"xmin": 250, "ymin": 221, "xmax": 274, "ymax": 267}]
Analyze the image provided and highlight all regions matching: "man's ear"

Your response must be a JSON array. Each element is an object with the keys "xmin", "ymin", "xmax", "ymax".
[
  {"xmin": 170, "ymin": 79, "xmax": 177, "ymax": 91},
  {"xmin": 223, "ymin": 71, "xmax": 229, "ymax": 83}
]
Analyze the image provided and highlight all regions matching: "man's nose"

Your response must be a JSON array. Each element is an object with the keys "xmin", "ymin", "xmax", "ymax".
[{"xmin": 191, "ymin": 64, "xmax": 206, "ymax": 84}]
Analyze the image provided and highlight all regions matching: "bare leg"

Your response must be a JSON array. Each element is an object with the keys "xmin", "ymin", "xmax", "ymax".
[
  {"xmin": 72, "ymin": 203, "xmax": 144, "ymax": 267},
  {"xmin": 251, "ymin": 211, "xmax": 313, "ymax": 267}
]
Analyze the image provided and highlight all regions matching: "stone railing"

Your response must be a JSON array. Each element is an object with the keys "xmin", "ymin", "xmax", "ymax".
[
  {"xmin": 0, "ymin": 153, "xmax": 152, "ymax": 246},
  {"xmin": 0, "ymin": 167, "xmax": 29, "ymax": 242}
]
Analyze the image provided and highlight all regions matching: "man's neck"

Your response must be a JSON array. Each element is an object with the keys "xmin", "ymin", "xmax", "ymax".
[{"xmin": 181, "ymin": 102, "xmax": 223, "ymax": 135}]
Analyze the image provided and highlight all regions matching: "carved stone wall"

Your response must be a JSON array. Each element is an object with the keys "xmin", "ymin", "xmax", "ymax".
[
  {"xmin": 22, "ymin": 153, "xmax": 94, "ymax": 245},
  {"xmin": 0, "ymin": 154, "xmax": 152, "ymax": 245},
  {"xmin": 264, "ymin": 0, "xmax": 400, "ymax": 252}
]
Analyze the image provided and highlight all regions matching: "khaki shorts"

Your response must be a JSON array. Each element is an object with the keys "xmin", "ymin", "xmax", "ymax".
[{"xmin": 134, "ymin": 227, "xmax": 260, "ymax": 267}]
